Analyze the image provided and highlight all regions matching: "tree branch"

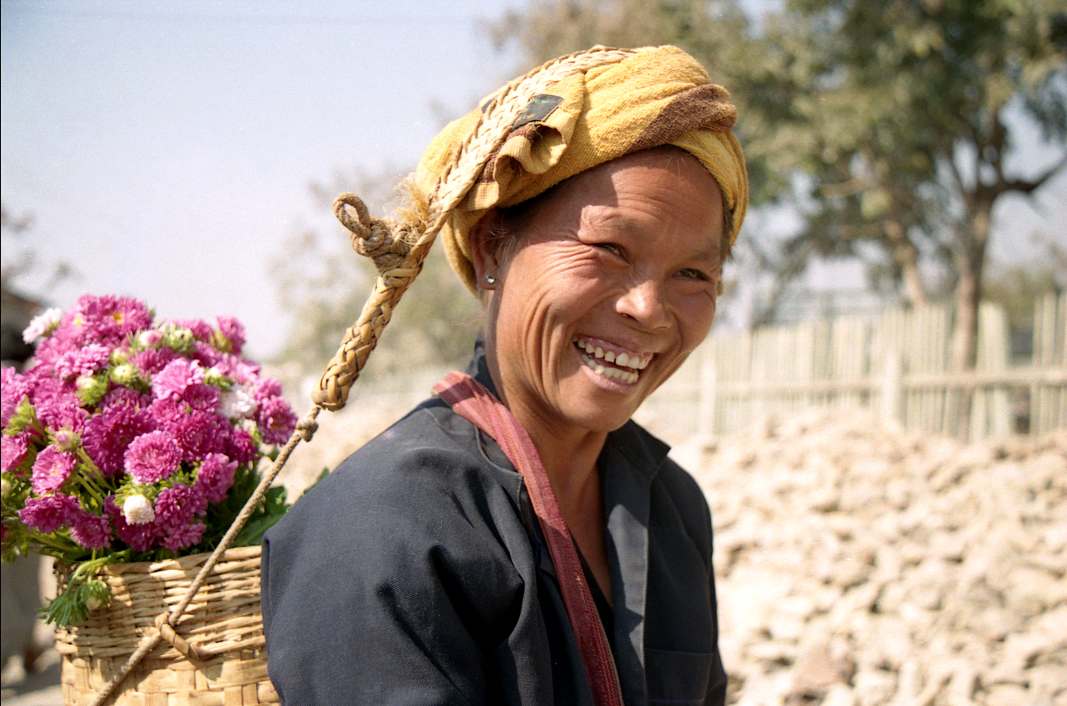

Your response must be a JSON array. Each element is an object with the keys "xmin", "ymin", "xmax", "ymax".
[{"xmin": 995, "ymin": 152, "xmax": 1067, "ymax": 197}]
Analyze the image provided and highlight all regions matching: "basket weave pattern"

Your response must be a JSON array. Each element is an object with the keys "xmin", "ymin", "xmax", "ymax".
[{"xmin": 54, "ymin": 546, "xmax": 277, "ymax": 705}]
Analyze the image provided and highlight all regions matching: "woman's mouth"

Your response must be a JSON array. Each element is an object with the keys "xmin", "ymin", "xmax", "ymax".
[{"xmin": 573, "ymin": 337, "xmax": 651, "ymax": 385}]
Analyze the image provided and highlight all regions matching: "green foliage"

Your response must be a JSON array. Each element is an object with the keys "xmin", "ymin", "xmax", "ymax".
[{"xmin": 43, "ymin": 562, "xmax": 113, "ymax": 627}]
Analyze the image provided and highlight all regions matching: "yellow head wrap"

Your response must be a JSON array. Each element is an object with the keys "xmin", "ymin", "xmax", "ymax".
[{"xmin": 416, "ymin": 45, "xmax": 748, "ymax": 293}]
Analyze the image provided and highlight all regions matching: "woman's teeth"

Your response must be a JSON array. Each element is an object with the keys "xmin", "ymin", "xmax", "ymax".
[{"xmin": 574, "ymin": 338, "xmax": 648, "ymax": 384}]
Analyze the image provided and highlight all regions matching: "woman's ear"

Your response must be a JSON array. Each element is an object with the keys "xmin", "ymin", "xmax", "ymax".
[{"xmin": 470, "ymin": 208, "xmax": 503, "ymax": 289}]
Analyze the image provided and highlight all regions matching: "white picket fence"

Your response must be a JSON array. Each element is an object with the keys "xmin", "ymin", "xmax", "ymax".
[{"xmin": 639, "ymin": 292, "xmax": 1067, "ymax": 444}]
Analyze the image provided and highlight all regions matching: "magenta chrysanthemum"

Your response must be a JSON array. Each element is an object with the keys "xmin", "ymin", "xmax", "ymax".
[
  {"xmin": 124, "ymin": 430, "xmax": 182, "ymax": 484},
  {"xmin": 69, "ymin": 509, "xmax": 112, "ymax": 550},
  {"xmin": 209, "ymin": 354, "xmax": 259, "ymax": 386},
  {"xmin": 31, "ymin": 446, "xmax": 77, "ymax": 493},
  {"xmin": 196, "ymin": 453, "xmax": 238, "ymax": 503},
  {"xmin": 1, "ymin": 433, "xmax": 30, "ymax": 474},
  {"xmin": 1, "ymin": 366, "xmax": 31, "ymax": 428},
  {"xmin": 100, "ymin": 386, "xmax": 151, "ymax": 411},
  {"xmin": 182, "ymin": 381, "xmax": 220, "ymax": 413},
  {"xmin": 82, "ymin": 404, "xmax": 151, "ymax": 476},
  {"xmin": 252, "ymin": 377, "xmax": 283, "ymax": 403},
  {"xmin": 131, "ymin": 347, "xmax": 178, "ymax": 375},
  {"xmin": 161, "ymin": 520, "xmax": 206, "ymax": 552},
  {"xmin": 153, "ymin": 485, "xmax": 208, "ymax": 553},
  {"xmin": 19, "ymin": 494, "xmax": 79, "ymax": 535},
  {"xmin": 29, "ymin": 377, "xmax": 89, "ymax": 435},
  {"xmin": 173, "ymin": 411, "xmax": 222, "ymax": 462},
  {"xmin": 108, "ymin": 497, "xmax": 159, "ymax": 552},
  {"xmin": 54, "ymin": 343, "xmax": 112, "ymax": 380},
  {"xmin": 75, "ymin": 295, "xmax": 154, "ymax": 344},
  {"xmin": 257, "ymin": 396, "xmax": 298, "ymax": 446},
  {"xmin": 216, "ymin": 316, "xmax": 245, "ymax": 355},
  {"xmin": 152, "ymin": 358, "xmax": 205, "ymax": 401},
  {"xmin": 226, "ymin": 427, "xmax": 258, "ymax": 467},
  {"xmin": 190, "ymin": 341, "xmax": 224, "ymax": 369}
]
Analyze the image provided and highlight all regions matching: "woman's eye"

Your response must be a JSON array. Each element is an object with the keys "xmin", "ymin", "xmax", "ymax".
[
  {"xmin": 596, "ymin": 242, "xmax": 623, "ymax": 256},
  {"xmin": 678, "ymin": 268, "xmax": 709, "ymax": 281}
]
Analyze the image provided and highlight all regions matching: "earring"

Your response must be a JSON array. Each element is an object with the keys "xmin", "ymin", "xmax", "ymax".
[{"xmin": 485, "ymin": 274, "xmax": 496, "ymax": 286}]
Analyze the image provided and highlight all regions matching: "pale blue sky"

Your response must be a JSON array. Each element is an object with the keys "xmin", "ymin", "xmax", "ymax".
[
  {"xmin": 2, "ymin": 0, "xmax": 526, "ymax": 358},
  {"xmin": 3, "ymin": 0, "xmax": 1065, "ymax": 360}
]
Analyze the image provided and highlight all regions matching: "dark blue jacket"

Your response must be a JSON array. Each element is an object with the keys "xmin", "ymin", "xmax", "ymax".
[{"xmin": 262, "ymin": 347, "xmax": 726, "ymax": 705}]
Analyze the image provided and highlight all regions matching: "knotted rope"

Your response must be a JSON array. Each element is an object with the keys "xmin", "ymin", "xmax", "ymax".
[{"xmin": 90, "ymin": 46, "xmax": 637, "ymax": 705}]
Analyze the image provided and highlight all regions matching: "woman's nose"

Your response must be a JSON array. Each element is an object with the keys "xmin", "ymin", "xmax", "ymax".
[{"xmin": 616, "ymin": 278, "xmax": 669, "ymax": 329}]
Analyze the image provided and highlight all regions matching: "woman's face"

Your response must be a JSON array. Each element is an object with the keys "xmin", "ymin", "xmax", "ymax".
[{"xmin": 474, "ymin": 148, "xmax": 726, "ymax": 436}]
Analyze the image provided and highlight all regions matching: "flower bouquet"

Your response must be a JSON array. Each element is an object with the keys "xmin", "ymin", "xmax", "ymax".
[{"xmin": 1, "ymin": 293, "xmax": 298, "ymax": 628}]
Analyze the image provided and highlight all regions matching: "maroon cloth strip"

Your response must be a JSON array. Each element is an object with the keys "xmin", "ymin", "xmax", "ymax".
[{"xmin": 433, "ymin": 371, "xmax": 623, "ymax": 706}]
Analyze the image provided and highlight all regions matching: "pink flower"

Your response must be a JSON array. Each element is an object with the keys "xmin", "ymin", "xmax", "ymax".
[
  {"xmin": 1, "ymin": 434, "xmax": 30, "ymax": 474},
  {"xmin": 100, "ymin": 386, "xmax": 151, "ymax": 411},
  {"xmin": 107, "ymin": 497, "xmax": 159, "ymax": 552},
  {"xmin": 257, "ymin": 396, "xmax": 297, "ymax": 446},
  {"xmin": 19, "ymin": 494, "xmax": 79, "ymax": 534},
  {"xmin": 146, "ymin": 397, "xmax": 188, "ymax": 429},
  {"xmin": 251, "ymin": 377, "xmax": 283, "ymax": 403},
  {"xmin": 161, "ymin": 520, "xmax": 206, "ymax": 552},
  {"xmin": 54, "ymin": 343, "xmax": 112, "ymax": 380},
  {"xmin": 2, "ymin": 367, "xmax": 32, "ymax": 428},
  {"xmin": 124, "ymin": 430, "xmax": 182, "ymax": 484},
  {"xmin": 216, "ymin": 316, "xmax": 245, "ymax": 355},
  {"xmin": 69, "ymin": 509, "xmax": 112, "ymax": 550},
  {"xmin": 182, "ymin": 381, "xmax": 220, "ymax": 413},
  {"xmin": 196, "ymin": 453, "xmax": 237, "ymax": 503},
  {"xmin": 154, "ymin": 485, "xmax": 208, "ymax": 549},
  {"xmin": 31, "ymin": 446, "xmax": 77, "ymax": 493},
  {"xmin": 48, "ymin": 295, "xmax": 152, "ymax": 352},
  {"xmin": 152, "ymin": 358, "xmax": 204, "ymax": 401},
  {"xmin": 190, "ymin": 341, "xmax": 224, "ymax": 369},
  {"xmin": 173, "ymin": 411, "xmax": 222, "ymax": 462},
  {"xmin": 131, "ymin": 347, "xmax": 178, "ymax": 375},
  {"xmin": 82, "ymin": 404, "xmax": 151, "ymax": 476},
  {"xmin": 28, "ymin": 376, "xmax": 88, "ymax": 435},
  {"xmin": 226, "ymin": 427, "xmax": 258, "ymax": 467}
]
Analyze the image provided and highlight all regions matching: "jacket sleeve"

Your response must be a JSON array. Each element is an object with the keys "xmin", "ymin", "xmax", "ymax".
[{"xmin": 260, "ymin": 446, "xmax": 525, "ymax": 706}]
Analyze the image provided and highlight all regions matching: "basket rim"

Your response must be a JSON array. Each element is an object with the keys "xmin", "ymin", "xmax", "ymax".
[{"xmin": 56, "ymin": 544, "xmax": 261, "ymax": 578}]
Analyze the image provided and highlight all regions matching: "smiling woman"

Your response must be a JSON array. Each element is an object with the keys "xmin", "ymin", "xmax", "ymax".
[{"xmin": 261, "ymin": 45, "xmax": 748, "ymax": 706}]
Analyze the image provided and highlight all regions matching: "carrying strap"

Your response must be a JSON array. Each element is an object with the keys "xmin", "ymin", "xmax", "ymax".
[{"xmin": 433, "ymin": 370, "xmax": 623, "ymax": 706}]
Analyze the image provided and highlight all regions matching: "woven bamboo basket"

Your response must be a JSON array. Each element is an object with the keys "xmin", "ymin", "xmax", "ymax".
[{"xmin": 54, "ymin": 546, "xmax": 277, "ymax": 706}]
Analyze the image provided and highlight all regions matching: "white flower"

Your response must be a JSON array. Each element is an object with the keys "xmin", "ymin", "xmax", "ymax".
[
  {"xmin": 123, "ymin": 495, "xmax": 155, "ymax": 525},
  {"xmin": 22, "ymin": 307, "xmax": 64, "ymax": 344},
  {"xmin": 218, "ymin": 385, "xmax": 256, "ymax": 420}
]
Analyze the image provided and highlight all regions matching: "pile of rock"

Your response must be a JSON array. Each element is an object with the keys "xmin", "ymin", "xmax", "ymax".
[{"xmin": 679, "ymin": 408, "xmax": 1066, "ymax": 706}]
